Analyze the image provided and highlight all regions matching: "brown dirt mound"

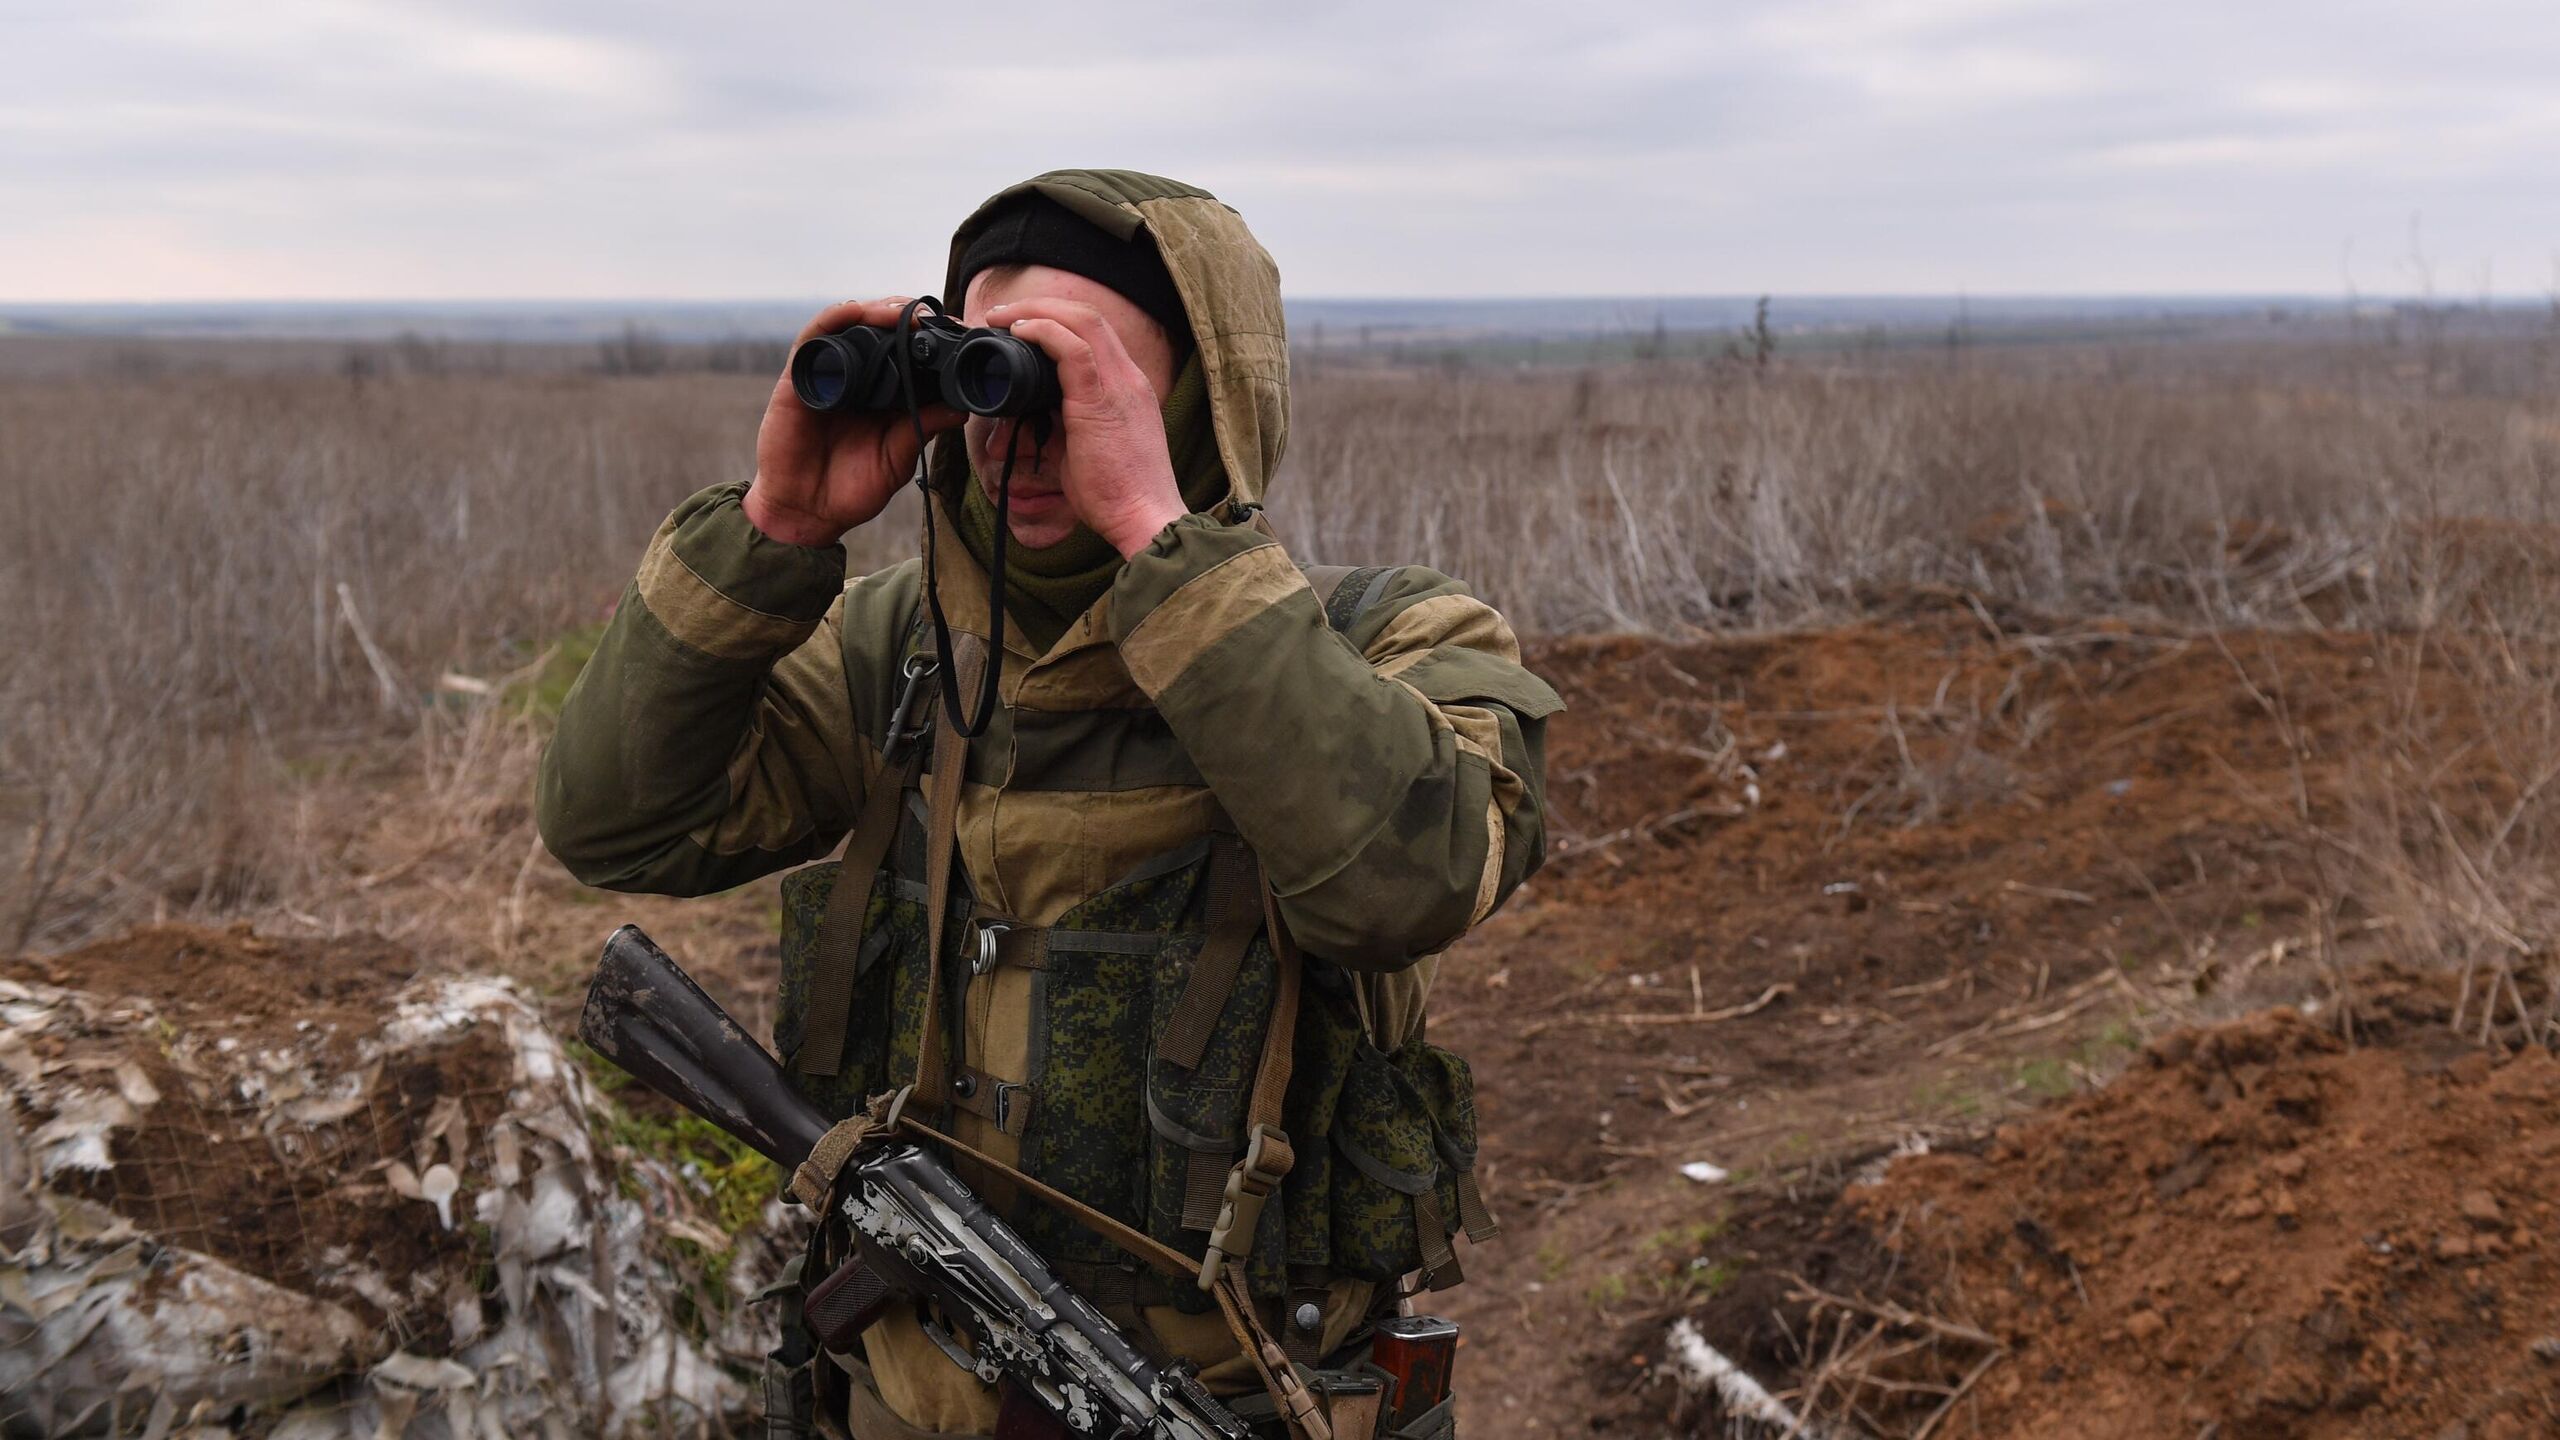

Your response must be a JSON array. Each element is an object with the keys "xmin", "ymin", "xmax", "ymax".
[
  {"xmin": 1524, "ymin": 603, "xmax": 2378, "ymax": 922},
  {"xmin": 10, "ymin": 921, "xmax": 424, "ymax": 1046},
  {"xmin": 1834, "ymin": 968, "xmax": 2560, "ymax": 1439}
]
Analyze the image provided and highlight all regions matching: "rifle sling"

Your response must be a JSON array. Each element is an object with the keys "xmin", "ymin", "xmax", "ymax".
[
  {"xmin": 795, "ymin": 748, "xmax": 922, "ymax": 1079},
  {"xmin": 787, "ymin": 1105, "xmax": 891, "ymax": 1210}
]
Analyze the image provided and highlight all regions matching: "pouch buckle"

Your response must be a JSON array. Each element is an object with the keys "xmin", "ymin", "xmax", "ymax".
[{"xmin": 1197, "ymin": 1122, "xmax": 1295, "ymax": 1291}]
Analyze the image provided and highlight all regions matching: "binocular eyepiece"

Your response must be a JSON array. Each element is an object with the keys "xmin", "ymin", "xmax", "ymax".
[{"xmin": 791, "ymin": 312, "xmax": 1060, "ymax": 420}]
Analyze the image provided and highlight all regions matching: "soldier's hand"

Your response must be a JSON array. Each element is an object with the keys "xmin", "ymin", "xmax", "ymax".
[
  {"xmin": 744, "ymin": 299, "xmax": 965, "ymax": 547},
  {"xmin": 982, "ymin": 297, "xmax": 1189, "ymax": 559}
]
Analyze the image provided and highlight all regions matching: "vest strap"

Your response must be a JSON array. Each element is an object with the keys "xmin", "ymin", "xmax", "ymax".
[
  {"xmin": 1155, "ymin": 833, "xmax": 1261, "ymax": 1070},
  {"xmin": 1179, "ymin": 1145, "xmax": 1230, "ymax": 1232},
  {"xmin": 1413, "ymin": 1188, "xmax": 1461, "ymax": 1293},
  {"xmin": 972, "ymin": 920, "xmax": 1045, "ymax": 973},
  {"xmin": 795, "ymin": 747, "xmax": 920, "ymax": 1079},
  {"xmin": 1456, "ymin": 1172, "xmax": 1500, "ymax": 1245},
  {"xmin": 960, "ymin": 918, "xmax": 1174, "ymax": 972}
]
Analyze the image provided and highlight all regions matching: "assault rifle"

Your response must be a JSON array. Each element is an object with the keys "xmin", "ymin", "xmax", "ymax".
[{"xmin": 578, "ymin": 925, "xmax": 1254, "ymax": 1440}]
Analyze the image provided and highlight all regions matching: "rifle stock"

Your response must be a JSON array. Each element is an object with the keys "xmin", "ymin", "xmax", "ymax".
[{"xmin": 578, "ymin": 924, "xmax": 828, "ymax": 1170}]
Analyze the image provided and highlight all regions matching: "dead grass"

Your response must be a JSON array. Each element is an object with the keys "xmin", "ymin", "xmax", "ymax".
[
  {"xmin": 1280, "ymin": 348, "xmax": 2560, "ymax": 635},
  {"xmin": 5, "ymin": 335, "xmax": 2560, "ymax": 953},
  {"xmin": 0, "ymin": 370, "xmax": 914, "ymax": 950},
  {"xmin": 2286, "ymin": 625, "xmax": 2560, "ymax": 1046}
]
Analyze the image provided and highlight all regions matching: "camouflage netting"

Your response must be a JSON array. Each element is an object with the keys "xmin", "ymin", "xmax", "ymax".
[{"xmin": 0, "ymin": 961, "xmax": 783, "ymax": 1438}]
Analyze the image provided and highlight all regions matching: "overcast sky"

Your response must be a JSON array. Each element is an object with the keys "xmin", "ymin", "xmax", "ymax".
[{"xmin": 9, "ymin": 0, "xmax": 2557, "ymax": 301}]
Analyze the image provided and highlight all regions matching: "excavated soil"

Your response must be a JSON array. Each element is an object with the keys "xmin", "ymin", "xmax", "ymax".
[
  {"xmin": 1459, "ymin": 601, "xmax": 2395, "ymax": 1179},
  {"xmin": 1833, "ymin": 966, "xmax": 2560, "ymax": 1439},
  {"xmin": 1423, "ymin": 602, "xmax": 2494, "ymax": 1433},
  {"xmin": 8, "ymin": 921, "xmax": 427, "ymax": 1055}
]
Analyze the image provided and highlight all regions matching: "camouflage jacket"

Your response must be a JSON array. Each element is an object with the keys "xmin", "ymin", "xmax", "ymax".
[{"xmin": 535, "ymin": 171, "xmax": 1559, "ymax": 1435}]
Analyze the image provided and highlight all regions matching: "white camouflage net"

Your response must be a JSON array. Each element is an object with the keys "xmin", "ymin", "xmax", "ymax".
[{"xmin": 2, "ymin": 970, "xmax": 777, "ymax": 1438}]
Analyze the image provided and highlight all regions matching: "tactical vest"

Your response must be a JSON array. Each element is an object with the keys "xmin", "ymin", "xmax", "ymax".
[{"xmin": 770, "ymin": 566, "xmax": 1494, "ymax": 1309}]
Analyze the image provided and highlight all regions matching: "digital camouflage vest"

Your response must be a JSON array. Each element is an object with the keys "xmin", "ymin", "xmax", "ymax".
[{"xmin": 772, "ymin": 574, "xmax": 1496, "ymax": 1305}]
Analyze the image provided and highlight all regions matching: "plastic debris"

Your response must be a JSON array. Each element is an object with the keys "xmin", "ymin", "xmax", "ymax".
[{"xmin": 1663, "ymin": 1317, "xmax": 1841, "ymax": 1438}]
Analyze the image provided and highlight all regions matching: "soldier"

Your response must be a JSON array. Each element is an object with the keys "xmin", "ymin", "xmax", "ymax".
[{"xmin": 537, "ymin": 170, "xmax": 1559, "ymax": 1439}]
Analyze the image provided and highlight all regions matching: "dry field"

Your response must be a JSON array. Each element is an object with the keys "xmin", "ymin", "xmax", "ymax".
[
  {"xmin": 10, "ymin": 327, "xmax": 2560, "ymax": 955},
  {"xmin": 10, "ymin": 323, "xmax": 2560, "ymax": 1437}
]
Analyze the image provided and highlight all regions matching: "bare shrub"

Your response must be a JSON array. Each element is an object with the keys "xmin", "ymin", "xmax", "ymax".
[
  {"xmin": 1844, "ymin": 697, "xmax": 2031, "ymax": 837},
  {"xmin": 2328, "ymin": 625, "xmax": 2560, "ymax": 1043},
  {"xmin": 1275, "ymin": 354, "xmax": 2560, "ymax": 636}
]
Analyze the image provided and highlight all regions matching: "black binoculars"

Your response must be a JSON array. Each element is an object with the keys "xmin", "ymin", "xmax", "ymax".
[{"xmin": 790, "ymin": 310, "xmax": 1059, "ymax": 419}]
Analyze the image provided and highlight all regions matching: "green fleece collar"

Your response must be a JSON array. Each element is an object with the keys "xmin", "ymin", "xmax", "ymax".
[{"xmin": 952, "ymin": 352, "xmax": 1226, "ymax": 654}]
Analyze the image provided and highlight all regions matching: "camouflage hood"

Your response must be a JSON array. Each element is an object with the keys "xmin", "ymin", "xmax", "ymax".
[{"xmin": 942, "ymin": 169, "xmax": 1288, "ymax": 510}]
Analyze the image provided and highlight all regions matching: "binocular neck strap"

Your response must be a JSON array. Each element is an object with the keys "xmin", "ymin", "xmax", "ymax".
[{"xmin": 901, "ymin": 294, "xmax": 1021, "ymax": 741}]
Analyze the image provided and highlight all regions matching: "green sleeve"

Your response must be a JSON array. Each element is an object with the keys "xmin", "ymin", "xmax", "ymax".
[
  {"xmin": 535, "ymin": 482, "xmax": 915, "ymax": 895},
  {"xmin": 1110, "ymin": 515, "xmax": 1561, "ymax": 970}
]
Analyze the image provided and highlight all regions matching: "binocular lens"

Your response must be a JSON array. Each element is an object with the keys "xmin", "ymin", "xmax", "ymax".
[
  {"xmin": 800, "ymin": 344, "xmax": 849, "ymax": 408},
  {"xmin": 950, "ymin": 334, "xmax": 1056, "ymax": 419},
  {"xmin": 954, "ymin": 353, "xmax": 1015, "ymax": 413},
  {"xmin": 791, "ymin": 333, "xmax": 874, "ymax": 412}
]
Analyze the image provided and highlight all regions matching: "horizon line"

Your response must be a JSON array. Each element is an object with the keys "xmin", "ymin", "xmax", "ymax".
[{"xmin": 2, "ymin": 290, "xmax": 2544, "ymax": 310}]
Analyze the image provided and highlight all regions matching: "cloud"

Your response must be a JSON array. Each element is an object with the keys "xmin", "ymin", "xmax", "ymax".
[
  {"xmin": 7, "ymin": 0, "xmax": 2557, "ymax": 300},
  {"xmin": 103, "ymin": 0, "xmax": 676, "ymax": 111}
]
